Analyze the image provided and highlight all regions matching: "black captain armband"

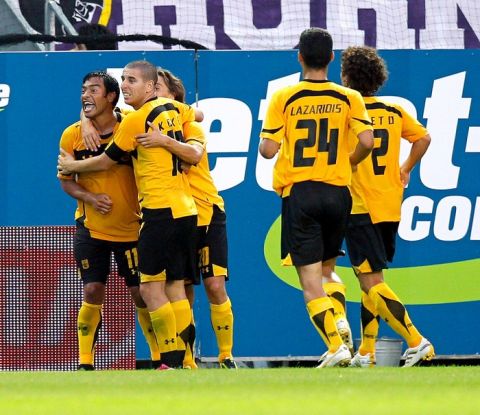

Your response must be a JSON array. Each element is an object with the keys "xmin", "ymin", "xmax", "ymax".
[{"xmin": 105, "ymin": 142, "xmax": 129, "ymax": 162}]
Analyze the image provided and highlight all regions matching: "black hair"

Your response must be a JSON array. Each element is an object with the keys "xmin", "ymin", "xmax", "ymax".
[
  {"xmin": 298, "ymin": 27, "xmax": 333, "ymax": 69},
  {"xmin": 82, "ymin": 71, "xmax": 120, "ymax": 107},
  {"xmin": 77, "ymin": 23, "xmax": 117, "ymax": 50}
]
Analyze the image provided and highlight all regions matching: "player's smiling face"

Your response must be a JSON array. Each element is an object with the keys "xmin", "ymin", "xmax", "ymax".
[
  {"xmin": 81, "ymin": 77, "xmax": 111, "ymax": 118},
  {"xmin": 121, "ymin": 67, "xmax": 150, "ymax": 109}
]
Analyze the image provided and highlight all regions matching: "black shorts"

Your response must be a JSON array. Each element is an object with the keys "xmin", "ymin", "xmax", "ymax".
[
  {"xmin": 281, "ymin": 181, "xmax": 352, "ymax": 266},
  {"xmin": 345, "ymin": 213, "xmax": 399, "ymax": 274},
  {"xmin": 194, "ymin": 205, "xmax": 228, "ymax": 284},
  {"xmin": 74, "ymin": 222, "xmax": 139, "ymax": 287},
  {"xmin": 138, "ymin": 208, "xmax": 197, "ymax": 282}
]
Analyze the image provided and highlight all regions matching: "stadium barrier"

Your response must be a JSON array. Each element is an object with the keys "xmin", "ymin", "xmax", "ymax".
[{"xmin": 1, "ymin": 49, "xmax": 480, "ymax": 368}]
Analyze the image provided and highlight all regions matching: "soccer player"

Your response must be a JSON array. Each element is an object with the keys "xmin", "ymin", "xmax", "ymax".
[
  {"xmin": 135, "ymin": 68, "xmax": 237, "ymax": 369},
  {"xmin": 58, "ymin": 71, "xmax": 159, "ymax": 370},
  {"xmin": 58, "ymin": 61, "xmax": 200, "ymax": 369},
  {"xmin": 340, "ymin": 46, "xmax": 434, "ymax": 367},
  {"xmin": 259, "ymin": 28, "xmax": 374, "ymax": 367}
]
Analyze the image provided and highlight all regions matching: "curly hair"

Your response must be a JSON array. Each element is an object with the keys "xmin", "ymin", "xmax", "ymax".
[{"xmin": 341, "ymin": 46, "xmax": 388, "ymax": 96}]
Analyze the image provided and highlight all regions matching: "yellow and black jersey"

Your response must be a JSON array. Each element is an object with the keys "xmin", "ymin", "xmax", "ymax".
[
  {"xmin": 349, "ymin": 97, "xmax": 428, "ymax": 223},
  {"xmin": 183, "ymin": 121, "xmax": 225, "ymax": 227},
  {"xmin": 105, "ymin": 97, "xmax": 197, "ymax": 218},
  {"xmin": 58, "ymin": 115, "xmax": 140, "ymax": 242},
  {"xmin": 260, "ymin": 80, "xmax": 372, "ymax": 197}
]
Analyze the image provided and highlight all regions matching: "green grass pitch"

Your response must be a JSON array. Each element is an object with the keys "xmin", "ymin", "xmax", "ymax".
[{"xmin": 1, "ymin": 367, "xmax": 479, "ymax": 415}]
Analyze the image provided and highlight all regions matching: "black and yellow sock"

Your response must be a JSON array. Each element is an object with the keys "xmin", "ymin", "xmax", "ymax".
[
  {"xmin": 359, "ymin": 292, "xmax": 379, "ymax": 355},
  {"xmin": 149, "ymin": 302, "xmax": 177, "ymax": 355},
  {"xmin": 77, "ymin": 301, "xmax": 102, "ymax": 366},
  {"xmin": 323, "ymin": 282, "xmax": 347, "ymax": 321},
  {"xmin": 136, "ymin": 307, "xmax": 160, "ymax": 363},
  {"xmin": 368, "ymin": 282, "xmax": 422, "ymax": 348},
  {"xmin": 183, "ymin": 309, "xmax": 197, "ymax": 369},
  {"xmin": 210, "ymin": 298, "xmax": 234, "ymax": 361},
  {"xmin": 306, "ymin": 297, "xmax": 343, "ymax": 352}
]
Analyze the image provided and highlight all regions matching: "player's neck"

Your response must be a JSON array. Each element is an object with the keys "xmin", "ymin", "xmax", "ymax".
[
  {"xmin": 91, "ymin": 111, "xmax": 117, "ymax": 135},
  {"xmin": 132, "ymin": 92, "xmax": 157, "ymax": 110},
  {"xmin": 303, "ymin": 67, "xmax": 328, "ymax": 81}
]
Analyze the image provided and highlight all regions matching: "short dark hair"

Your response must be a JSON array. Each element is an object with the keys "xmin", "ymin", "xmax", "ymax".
[
  {"xmin": 125, "ymin": 60, "xmax": 158, "ymax": 85},
  {"xmin": 298, "ymin": 28, "xmax": 333, "ymax": 69},
  {"xmin": 82, "ymin": 71, "xmax": 120, "ymax": 107},
  {"xmin": 157, "ymin": 68, "xmax": 186, "ymax": 103},
  {"xmin": 341, "ymin": 46, "xmax": 388, "ymax": 96},
  {"xmin": 77, "ymin": 23, "xmax": 117, "ymax": 50}
]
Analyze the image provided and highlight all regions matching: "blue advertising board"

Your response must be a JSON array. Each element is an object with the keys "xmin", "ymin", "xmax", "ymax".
[{"xmin": 1, "ymin": 50, "xmax": 479, "ymax": 358}]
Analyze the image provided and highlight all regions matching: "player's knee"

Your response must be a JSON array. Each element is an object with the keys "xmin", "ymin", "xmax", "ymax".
[
  {"xmin": 358, "ymin": 272, "xmax": 384, "ymax": 293},
  {"xmin": 205, "ymin": 277, "xmax": 227, "ymax": 303},
  {"xmin": 83, "ymin": 282, "xmax": 105, "ymax": 304}
]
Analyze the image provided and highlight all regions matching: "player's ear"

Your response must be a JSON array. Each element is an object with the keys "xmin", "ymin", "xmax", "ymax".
[
  {"xmin": 146, "ymin": 80, "xmax": 155, "ymax": 94},
  {"xmin": 330, "ymin": 51, "xmax": 335, "ymax": 63},
  {"xmin": 107, "ymin": 91, "xmax": 116, "ymax": 104},
  {"xmin": 297, "ymin": 51, "xmax": 303, "ymax": 64}
]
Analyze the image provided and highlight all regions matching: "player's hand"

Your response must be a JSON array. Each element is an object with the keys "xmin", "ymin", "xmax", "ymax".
[
  {"xmin": 400, "ymin": 167, "xmax": 411, "ymax": 187},
  {"xmin": 180, "ymin": 161, "xmax": 192, "ymax": 174},
  {"xmin": 135, "ymin": 121, "xmax": 170, "ymax": 148},
  {"xmin": 57, "ymin": 148, "xmax": 75, "ymax": 175},
  {"xmin": 90, "ymin": 193, "xmax": 113, "ymax": 215},
  {"xmin": 83, "ymin": 129, "xmax": 101, "ymax": 151},
  {"xmin": 81, "ymin": 112, "xmax": 101, "ymax": 151}
]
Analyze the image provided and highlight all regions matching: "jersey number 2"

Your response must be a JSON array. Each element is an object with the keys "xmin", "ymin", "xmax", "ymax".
[{"xmin": 371, "ymin": 128, "xmax": 389, "ymax": 175}]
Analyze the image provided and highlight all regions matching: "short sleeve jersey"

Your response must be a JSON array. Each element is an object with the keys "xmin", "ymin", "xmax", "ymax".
[
  {"xmin": 183, "ymin": 121, "xmax": 225, "ymax": 226},
  {"xmin": 58, "ymin": 117, "xmax": 140, "ymax": 242},
  {"xmin": 348, "ymin": 97, "xmax": 428, "ymax": 223},
  {"xmin": 260, "ymin": 80, "xmax": 372, "ymax": 197},
  {"xmin": 105, "ymin": 97, "xmax": 197, "ymax": 218}
]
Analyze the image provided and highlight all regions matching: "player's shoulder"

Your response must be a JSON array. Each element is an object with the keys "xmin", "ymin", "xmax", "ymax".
[
  {"xmin": 185, "ymin": 120, "xmax": 204, "ymax": 135},
  {"xmin": 61, "ymin": 121, "xmax": 81, "ymax": 137},
  {"xmin": 365, "ymin": 97, "xmax": 405, "ymax": 116},
  {"xmin": 336, "ymin": 83, "xmax": 364, "ymax": 101}
]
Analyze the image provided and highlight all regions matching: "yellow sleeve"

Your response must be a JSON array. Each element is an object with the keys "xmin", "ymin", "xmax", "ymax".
[
  {"xmin": 348, "ymin": 90, "xmax": 373, "ymax": 137},
  {"xmin": 184, "ymin": 121, "xmax": 206, "ymax": 148},
  {"xmin": 57, "ymin": 124, "xmax": 78, "ymax": 180},
  {"xmin": 399, "ymin": 105, "xmax": 428, "ymax": 143},
  {"xmin": 109, "ymin": 113, "xmax": 139, "ymax": 152},
  {"xmin": 178, "ymin": 102, "xmax": 196, "ymax": 124},
  {"xmin": 260, "ymin": 90, "xmax": 285, "ymax": 144}
]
